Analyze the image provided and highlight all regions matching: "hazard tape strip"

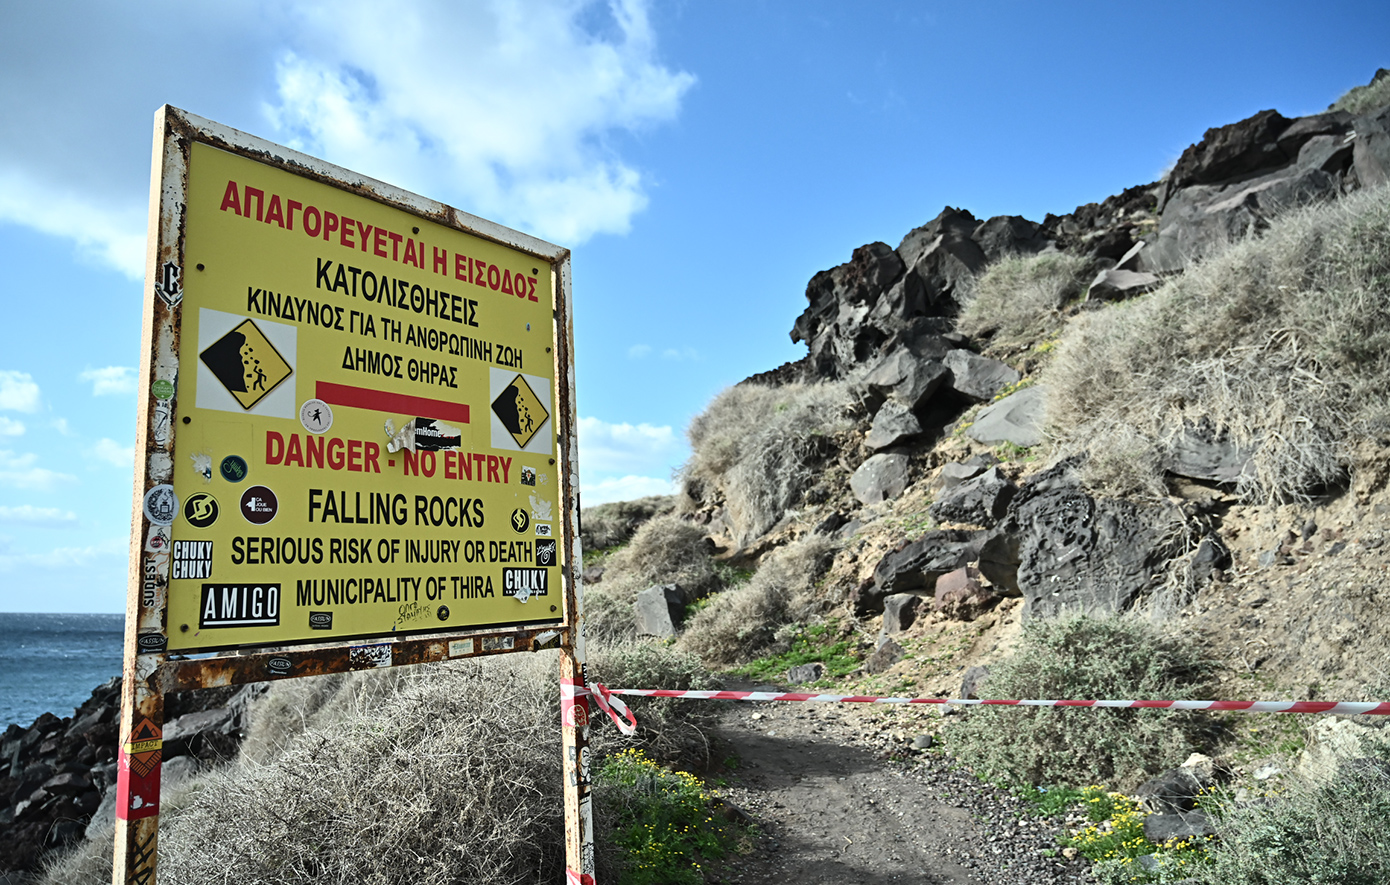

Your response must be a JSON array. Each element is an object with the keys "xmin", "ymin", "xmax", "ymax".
[
  {"xmin": 561, "ymin": 679, "xmax": 638, "ymax": 735},
  {"xmin": 600, "ymin": 688, "xmax": 1390, "ymax": 716},
  {"xmin": 565, "ymin": 870, "xmax": 594, "ymax": 885}
]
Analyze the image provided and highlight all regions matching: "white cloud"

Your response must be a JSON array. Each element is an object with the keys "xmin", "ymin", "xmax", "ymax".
[
  {"xmin": 267, "ymin": 0, "xmax": 695, "ymax": 244},
  {"xmin": 627, "ymin": 344, "xmax": 653, "ymax": 358},
  {"xmin": 0, "ymin": 450, "xmax": 77, "ymax": 490},
  {"xmin": 661, "ymin": 346, "xmax": 699, "ymax": 361},
  {"xmin": 0, "ymin": 417, "xmax": 23, "ymax": 436},
  {"xmin": 0, "ymin": 536, "xmax": 126, "ymax": 571},
  {"xmin": 93, "ymin": 438, "xmax": 135, "ymax": 468},
  {"xmin": 577, "ymin": 415, "xmax": 680, "ymax": 474},
  {"xmin": 50, "ymin": 418, "xmax": 72, "ymax": 436},
  {"xmin": 0, "ymin": 371, "xmax": 41, "ymax": 412},
  {"xmin": 79, "ymin": 366, "xmax": 138, "ymax": 396},
  {"xmin": 581, "ymin": 474, "xmax": 676, "ymax": 505},
  {"xmin": 0, "ymin": 168, "xmax": 148, "ymax": 280},
  {"xmin": 0, "ymin": 505, "xmax": 79, "ymax": 527}
]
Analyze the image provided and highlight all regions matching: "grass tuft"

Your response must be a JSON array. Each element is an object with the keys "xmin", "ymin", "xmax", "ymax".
[{"xmin": 957, "ymin": 251, "xmax": 1092, "ymax": 349}]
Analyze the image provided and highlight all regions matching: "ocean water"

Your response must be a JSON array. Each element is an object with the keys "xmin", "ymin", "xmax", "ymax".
[{"xmin": 0, "ymin": 612, "xmax": 125, "ymax": 731}]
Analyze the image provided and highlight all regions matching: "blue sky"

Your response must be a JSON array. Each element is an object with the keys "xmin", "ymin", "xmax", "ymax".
[{"xmin": 1, "ymin": 0, "xmax": 1387, "ymax": 612}]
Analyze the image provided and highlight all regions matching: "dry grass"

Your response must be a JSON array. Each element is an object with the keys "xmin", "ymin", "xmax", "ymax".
[
  {"xmin": 681, "ymin": 382, "xmax": 853, "ymax": 547},
  {"xmin": 677, "ymin": 535, "xmax": 838, "ymax": 666},
  {"xmin": 956, "ymin": 251, "xmax": 1091, "ymax": 348},
  {"xmin": 1046, "ymin": 186, "xmax": 1390, "ymax": 503},
  {"xmin": 581, "ymin": 495, "xmax": 676, "ymax": 553},
  {"xmin": 1330, "ymin": 70, "xmax": 1390, "ymax": 116},
  {"xmin": 41, "ymin": 644, "xmax": 717, "ymax": 885}
]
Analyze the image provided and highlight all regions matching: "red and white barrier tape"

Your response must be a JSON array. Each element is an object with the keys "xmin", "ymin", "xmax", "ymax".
[
  {"xmin": 561, "ymin": 679, "xmax": 638, "ymax": 735},
  {"xmin": 599, "ymin": 688, "xmax": 1390, "ymax": 716},
  {"xmin": 565, "ymin": 870, "xmax": 594, "ymax": 885}
]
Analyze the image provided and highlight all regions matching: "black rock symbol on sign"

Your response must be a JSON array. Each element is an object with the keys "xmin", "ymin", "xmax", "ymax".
[{"xmin": 200, "ymin": 319, "xmax": 292, "ymax": 410}]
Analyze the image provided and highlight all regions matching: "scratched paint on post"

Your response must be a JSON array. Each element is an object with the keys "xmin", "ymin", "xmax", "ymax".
[{"xmin": 166, "ymin": 143, "xmax": 563, "ymax": 651}]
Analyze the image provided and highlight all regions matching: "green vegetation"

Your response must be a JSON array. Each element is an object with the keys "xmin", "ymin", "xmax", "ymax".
[
  {"xmin": 581, "ymin": 495, "xmax": 677, "ymax": 553},
  {"xmin": 1046, "ymin": 186, "xmax": 1390, "ymax": 503},
  {"xmin": 1063, "ymin": 787, "xmax": 1213, "ymax": 884},
  {"xmin": 598, "ymin": 748, "xmax": 747, "ymax": 885},
  {"xmin": 957, "ymin": 251, "xmax": 1093, "ymax": 349},
  {"xmin": 680, "ymin": 381, "xmax": 853, "ymax": 546},
  {"xmin": 1201, "ymin": 744, "xmax": 1390, "ymax": 885},
  {"xmin": 944, "ymin": 614, "xmax": 1214, "ymax": 790},
  {"xmin": 731, "ymin": 622, "xmax": 860, "ymax": 685}
]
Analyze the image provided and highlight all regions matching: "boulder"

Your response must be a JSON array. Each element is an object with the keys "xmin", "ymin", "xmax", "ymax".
[
  {"xmin": 860, "ymin": 351, "xmax": 950, "ymax": 412},
  {"xmin": 971, "ymin": 215, "xmax": 1053, "ymax": 262},
  {"xmin": 1352, "ymin": 103, "xmax": 1390, "ymax": 189},
  {"xmin": 1136, "ymin": 765, "xmax": 1211, "ymax": 814},
  {"xmin": 634, "ymin": 584, "xmax": 685, "ymax": 638},
  {"xmin": 1086, "ymin": 268, "xmax": 1161, "ymax": 302},
  {"xmin": 987, "ymin": 460, "xmax": 1175, "ymax": 620},
  {"xmin": 1164, "ymin": 419, "xmax": 1255, "ymax": 483},
  {"xmin": 942, "ymin": 350, "xmax": 1021, "ymax": 402},
  {"xmin": 932, "ymin": 567, "xmax": 998, "ymax": 621},
  {"xmin": 929, "ymin": 467, "xmax": 1017, "ymax": 527},
  {"xmin": 867, "ymin": 529, "xmax": 982, "ymax": 602},
  {"xmin": 850, "ymin": 453, "xmax": 911, "ymax": 505},
  {"xmin": 1296, "ymin": 716, "xmax": 1390, "ymax": 783},
  {"xmin": 863, "ymin": 638, "xmax": 905, "ymax": 674},
  {"xmin": 960, "ymin": 665, "xmax": 990, "ymax": 699},
  {"xmin": 966, "ymin": 386, "xmax": 1046, "ymax": 447},
  {"xmin": 881, "ymin": 593, "xmax": 923, "ymax": 637},
  {"xmin": 933, "ymin": 460, "xmax": 988, "ymax": 492},
  {"xmin": 864, "ymin": 399, "xmax": 924, "ymax": 451},
  {"xmin": 1143, "ymin": 811, "xmax": 1213, "ymax": 843},
  {"xmin": 786, "ymin": 662, "xmax": 825, "ymax": 685},
  {"xmin": 1163, "ymin": 109, "xmax": 1295, "ymax": 199}
]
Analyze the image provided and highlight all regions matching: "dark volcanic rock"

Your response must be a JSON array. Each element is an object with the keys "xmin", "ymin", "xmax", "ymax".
[
  {"xmin": 860, "ymin": 350, "xmax": 950, "ymax": 413},
  {"xmin": 1086, "ymin": 267, "xmax": 1160, "ymax": 302},
  {"xmin": 880, "ymin": 593, "xmax": 924, "ymax": 637},
  {"xmin": 1164, "ymin": 109, "xmax": 1296, "ymax": 197},
  {"xmin": 929, "ymin": 467, "xmax": 1017, "ymax": 527},
  {"xmin": 942, "ymin": 350, "xmax": 1020, "ymax": 402},
  {"xmin": 850, "ymin": 453, "xmax": 911, "ymax": 505},
  {"xmin": 1165, "ymin": 419, "xmax": 1255, "ymax": 483},
  {"xmin": 932, "ymin": 567, "xmax": 998, "ymax": 621},
  {"xmin": 864, "ymin": 400, "xmax": 925, "ymax": 451},
  {"xmin": 860, "ymin": 529, "xmax": 982, "ymax": 614},
  {"xmin": 965, "ymin": 386, "xmax": 1045, "ymax": 448},
  {"xmin": 971, "ymin": 215, "xmax": 1053, "ymax": 262}
]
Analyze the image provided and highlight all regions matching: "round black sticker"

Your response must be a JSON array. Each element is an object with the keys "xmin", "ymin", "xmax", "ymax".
[
  {"xmin": 510, "ymin": 507, "xmax": 529, "ymax": 534},
  {"xmin": 220, "ymin": 455, "xmax": 249, "ymax": 482},
  {"xmin": 240, "ymin": 485, "xmax": 279, "ymax": 525},
  {"xmin": 437, "ymin": 605, "xmax": 450, "ymax": 621},
  {"xmin": 183, "ymin": 493, "xmax": 219, "ymax": 528}
]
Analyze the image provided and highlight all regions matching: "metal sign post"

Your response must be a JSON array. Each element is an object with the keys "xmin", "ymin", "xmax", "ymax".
[{"xmin": 115, "ymin": 106, "xmax": 586, "ymax": 884}]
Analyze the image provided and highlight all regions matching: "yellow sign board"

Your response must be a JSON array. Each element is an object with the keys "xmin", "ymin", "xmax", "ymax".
[{"xmin": 166, "ymin": 143, "xmax": 562, "ymax": 651}]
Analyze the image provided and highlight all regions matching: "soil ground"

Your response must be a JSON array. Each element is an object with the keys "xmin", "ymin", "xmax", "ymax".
[{"xmin": 697, "ymin": 682, "xmax": 1094, "ymax": 885}]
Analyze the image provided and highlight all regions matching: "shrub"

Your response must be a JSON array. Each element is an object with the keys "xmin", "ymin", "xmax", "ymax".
[
  {"xmin": 1202, "ymin": 744, "xmax": 1390, "ymax": 885},
  {"xmin": 1329, "ymin": 69, "xmax": 1390, "ymax": 116},
  {"xmin": 944, "ymin": 614, "xmax": 1214, "ymax": 791},
  {"xmin": 595, "ymin": 749, "xmax": 743, "ymax": 885},
  {"xmin": 581, "ymin": 495, "xmax": 676, "ymax": 553},
  {"xmin": 956, "ymin": 251, "xmax": 1092, "ymax": 348},
  {"xmin": 1046, "ymin": 186, "xmax": 1390, "ymax": 503},
  {"xmin": 677, "ymin": 535, "xmax": 837, "ymax": 666},
  {"xmin": 43, "ymin": 644, "xmax": 718, "ymax": 885},
  {"xmin": 680, "ymin": 382, "xmax": 852, "ymax": 546},
  {"xmin": 587, "ymin": 642, "xmax": 720, "ymax": 767}
]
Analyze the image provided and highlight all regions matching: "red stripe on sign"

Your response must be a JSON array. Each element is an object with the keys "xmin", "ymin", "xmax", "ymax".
[{"xmin": 316, "ymin": 382, "xmax": 469, "ymax": 424}]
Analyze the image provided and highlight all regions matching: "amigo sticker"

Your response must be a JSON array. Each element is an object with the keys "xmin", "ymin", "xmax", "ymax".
[{"xmin": 142, "ymin": 485, "xmax": 178, "ymax": 526}]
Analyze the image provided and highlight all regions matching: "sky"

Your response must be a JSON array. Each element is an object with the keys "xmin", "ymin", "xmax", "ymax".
[{"xmin": 0, "ymin": 0, "xmax": 1387, "ymax": 613}]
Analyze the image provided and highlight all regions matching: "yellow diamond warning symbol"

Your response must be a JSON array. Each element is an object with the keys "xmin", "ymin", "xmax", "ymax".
[
  {"xmin": 491, "ymin": 374, "xmax": 549, "ymax": 448},
  {"xmin": 199, "ymin": 319, "xmax": 292, "ymax": 410}
]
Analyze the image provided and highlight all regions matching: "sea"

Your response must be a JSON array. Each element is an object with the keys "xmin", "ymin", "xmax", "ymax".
[{"xmin": 0, "ymin": 613, "xmax": 125, "ymax": 732}]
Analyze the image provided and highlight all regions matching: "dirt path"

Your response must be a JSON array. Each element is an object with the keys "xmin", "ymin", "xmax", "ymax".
[{"xmin": 700, "ymin": 686, "xmax": 1093, "ymax": 885}]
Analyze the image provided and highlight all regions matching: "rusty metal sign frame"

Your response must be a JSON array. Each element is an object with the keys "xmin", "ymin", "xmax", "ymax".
[{"xmin": 115, "ymin": 106, "xmax": 593, "ymax": 884}]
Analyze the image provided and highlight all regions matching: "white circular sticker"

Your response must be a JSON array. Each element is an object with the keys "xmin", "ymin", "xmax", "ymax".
[
  {"xmin": 142, "ymin": 484, "xmax": 178, "ymax": 526},
  {"xmin": 300, "ymin": 398, "xmax": 333, "ymax": 434}
]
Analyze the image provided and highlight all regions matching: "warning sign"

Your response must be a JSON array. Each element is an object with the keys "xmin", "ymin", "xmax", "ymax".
[
  {"xmin": 123, "ymin": 719, "xmax": 163, "ymax": 778},
  {"xmin": 159, "ymin": 143, "xmax": 566, "ymax": 651},
  {"xmin": 491, "ymin": 373, "xmax": 549, "ymax": 448},
  {"xmin": 200, "ymin": 319, "xmax": 293, "ymax": 410}
]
